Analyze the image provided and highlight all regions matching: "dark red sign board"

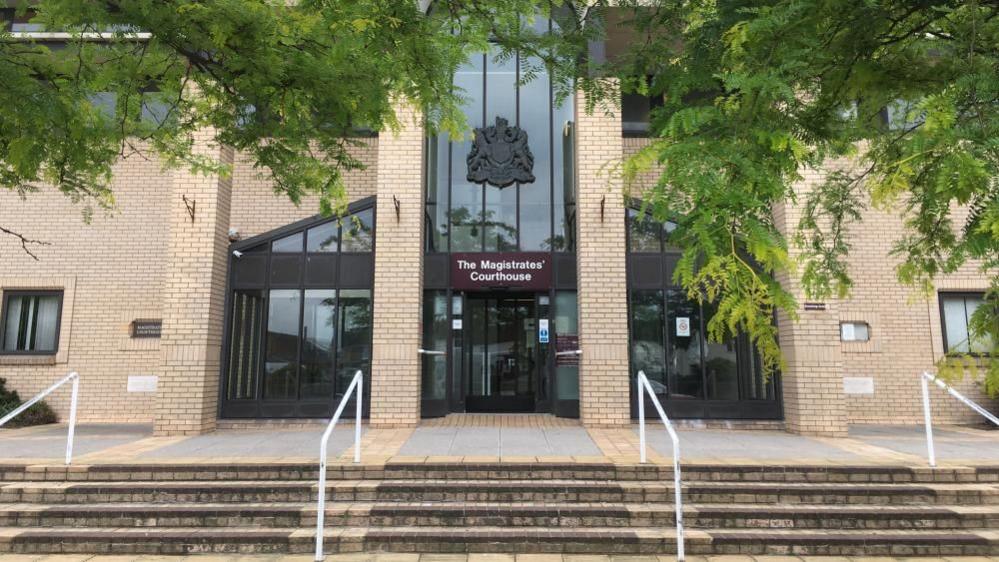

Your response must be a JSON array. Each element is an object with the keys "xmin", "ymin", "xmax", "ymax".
[{"xmin": 451, "ymin": 252, "xmax": 552, "ymax": 291}]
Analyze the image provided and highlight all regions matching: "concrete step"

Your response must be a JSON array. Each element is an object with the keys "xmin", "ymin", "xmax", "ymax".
[
  {"xmin": 1, "ymin": 501, "xmax": 997, "ymax": 530},
  {"xmin": 4, "ymin": 462, "xmax": 997, "ymax": 484},
  {"xmin": 3, "ymin": 479, "xmax": 997, "ymax": 505},
  {"xmin": 0, "ymin": 525, "xmax": 996, "ymax": 556}
]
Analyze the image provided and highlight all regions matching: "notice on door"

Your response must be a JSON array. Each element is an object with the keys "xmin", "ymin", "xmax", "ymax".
[
  {"xmin": 676, "ymin": 317, "xmax": 691, "ymax": 337},
  {"xmin": 451, "ymin": 252, "xmax": 552, "ymax": 290},
  {"xmin": 538, "ymin": 319, "xmax": 550, "ymax": 344}
]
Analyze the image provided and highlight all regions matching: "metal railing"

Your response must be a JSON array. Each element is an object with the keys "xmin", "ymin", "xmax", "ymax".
[
  {"xmin": 636, "ymin": 370, "xmax": 685, "ymax": 561},
  {"xmin": 314, "ymin": 370, "xmax": 363, "ymax": 561},
  {"xmin": 0, "ymin": 371, "xmax": 79, "ymax": 465},
  {"xmin": 920, "ymin": 371, "xmax": 999, "ymax": 467}
]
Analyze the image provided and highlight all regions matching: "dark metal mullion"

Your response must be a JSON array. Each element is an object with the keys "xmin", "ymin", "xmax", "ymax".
[
  {"xmin": 255, "ymin": 248, "xmax": 272, "ymax": 406},
  {"xmin": 481, "ymin": 53, "xmax": 487, "ymax": 253},
  {"xmin": 331, "ymin": 288, "xmax": 342, "ymax": 409},
  {"xmin": 515, "ymin": 51, "xmax": 521, "ymax": 251},
  {"xmin": 698, "ymin": 302, "xmax": 708, "ymax": 400}
]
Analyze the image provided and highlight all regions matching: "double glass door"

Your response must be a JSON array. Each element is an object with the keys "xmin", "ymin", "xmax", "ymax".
[{"xmin": 464, "ymin": 295, "xmax": 537, "ymax": 412}]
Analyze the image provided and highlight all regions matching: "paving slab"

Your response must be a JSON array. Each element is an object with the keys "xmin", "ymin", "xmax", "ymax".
[
  {"xmin": 398, "ymin": 426, "xmax": 601, "ymax": 457},
  {"xmin": 142, "ymin": 426, "xmax": 366, "ymax": 460},
  {"xmin": 0, "ymin": 423, "xmax": 152, "ymax": 460},
  {"xmin": 850, "ymin": 424, "xmax": 999, "ymax": 462},
  {"xmin": 638, "ymin": 427, "xmax": 865, "ymax": 463}
]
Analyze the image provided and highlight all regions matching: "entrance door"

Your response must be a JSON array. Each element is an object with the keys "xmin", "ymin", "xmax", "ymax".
[{"xmin": 464, "ymin": 294, "xmax": 537, "ymax": 412}]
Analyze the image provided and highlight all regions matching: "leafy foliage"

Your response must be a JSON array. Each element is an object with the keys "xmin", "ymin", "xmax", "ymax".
[
  {"xmin": 0, "ymin": 0, "xmax": 593, "ymax": 241},
  {"xmin": 612, "ymin": 1, "xmax": 998, "ymax": 386},
  {"xmin": 0, "ymin": 377, "xmax": 57, "ymax": 428}
]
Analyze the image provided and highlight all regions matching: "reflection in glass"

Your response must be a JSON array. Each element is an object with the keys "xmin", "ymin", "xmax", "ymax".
[
  {"xmin": 341, "ymin": 209, "xmax": 373, "ymax": 252},
  {"xmin": 422, "ymin": 291, "xmax": 449, "ymax": 400},
  {"xmin": 264, "ymin": 289, "xmax": 301, "ymax": 399},
  {"xmin": 628, "ymin": 209, "xmax": 662, "ymax": 252},
  {"xmin": 300, "ymin": 290, "xmax": 336, "ymax": 399},
  {"xmin": 336, "ymin": 290, "xmax": 372, "ymax": 399},
  {"xmin": 306, "ymin": 222, "xmax": 338, "ymax": 253},
  {"xmin": 519, "ymin": 54, "xmax": 552, "ymax": 251},
  {"xmin": 631, "ymin": 290, "xmax": 666, "ymax": 393},
  {"xmin": 554, "ymin": 291, "xmax": 579, "ymax": 400},
  {"xmin": 226, "ymin": 291, "xmax": 265, "ymax": 400},
  {"xmin": 272, "ymin": 232, "xmax": 303, "ymax": 253},
  {"xmin": 703, "ymin": 305, "xmax": 739, "ymax": 400},
  {"xmin": 666, "ymin": 288, "xmax": 702, "ymax": 399}
]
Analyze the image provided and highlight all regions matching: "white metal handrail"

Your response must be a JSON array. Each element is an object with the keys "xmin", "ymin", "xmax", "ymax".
[
  {"xmin": 920, "ymin": 371, "xmax": 999, "ymax": 467},
  {"xmin": 0, "ymin": 371, "xmax": 79, "ymax": 465},
  {"xmin": 636, "ymin": 370, "xmax": 684, "ymax": 561},
  {"xmin": 314, "ymin": 370, "xmax": 363, "ymax": 561}
]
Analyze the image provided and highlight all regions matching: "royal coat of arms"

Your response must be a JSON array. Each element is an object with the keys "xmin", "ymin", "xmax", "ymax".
[{"xmin": 466, "ymin": 116, "xmax": 535, "ymax": 187}]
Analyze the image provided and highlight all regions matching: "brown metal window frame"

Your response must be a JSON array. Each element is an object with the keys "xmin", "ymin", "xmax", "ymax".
[{"xmin": 0, "ymin": 289, "xmax": 64, "ymax": 355}]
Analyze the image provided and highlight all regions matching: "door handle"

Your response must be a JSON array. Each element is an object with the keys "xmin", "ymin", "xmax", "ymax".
[{"xmin": 418, "ymin": 349, "xmax": 446, "ymax": 356}]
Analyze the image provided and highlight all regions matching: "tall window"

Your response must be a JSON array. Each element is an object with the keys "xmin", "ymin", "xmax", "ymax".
[
  {"xmin": 940, "ymin": 292, "xmax": 991, "ymax": 355},
  {"xmin": 222, "ymin": 204, "xmax": 375, "ymax": 418},
  {"xmin": 1, "ymin": 291, "xmax": 62, "ymax": 354},
  {"xmin": 626, "ymin": 208, "xmax": 778, "ymax": 418},
  {"xmin": 425, "ymin": 17, "xmax": 576, "ymax": 254}
]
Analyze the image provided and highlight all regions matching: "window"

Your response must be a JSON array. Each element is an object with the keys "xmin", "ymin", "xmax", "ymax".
[
  {"xmin": 840, "ymin": 322, "xmax": 871, "ymax": 342},
  {"xmin": 1, "ymin": 291, "xmax": 63, "ymax": 354},
  {"xmin": 940, "ymin": 293, "xmax": 992, "ymax": 355}
]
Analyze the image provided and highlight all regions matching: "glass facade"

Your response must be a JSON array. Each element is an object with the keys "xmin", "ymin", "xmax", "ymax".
[
  {"xmin": 424, "ymin": 22, "xmax": 576, "ymax": 254},
  {"xmin": 626, "ymin": 209, "xmax": 780, "ymax": 419},
  {"xmin": 221, "ymin": 203, "xmax": 375, "ymax": 418}
]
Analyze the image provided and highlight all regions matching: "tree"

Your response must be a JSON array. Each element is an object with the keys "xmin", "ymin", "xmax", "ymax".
[
  {"xmin": 0, "ymin": 0, "xmax": 589, "ymax": 254},
  {"xmin": 610, "ymin": 0, "xmax": 998, "ymax": 392}
]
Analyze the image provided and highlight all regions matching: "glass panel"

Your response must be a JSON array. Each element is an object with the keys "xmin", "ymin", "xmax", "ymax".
[
  {"xmin": 703, "ymin": 305, "xmax": 739, "ymax": 400},
  {"xmin": 630, "ymin": 290, "xmax": 666, "ymax": 393},
  {"xmin": 554, "ymin": 291, "xmax": 579, "ymax": 400},
  {"xmin": 300, "ymin": 290, "xmax": 337, "ymax": 399},
  {"xmin": 422, "ymin": 291, "xmax": 449, "ymax": 400},
  {"xmin": 226, "ymin": 291, "xmax": 265, "ymax": 400},
  {"xmin": 628, "ymin": 209, "xmax": 662, "ymax": 252},
  {"xmin": 425, "ymin": 135, "xmax": 450, "ymax": 252},
  {"xmin": 2, "ymin": 294, "xmax": 59, "ymax": 353},
  {"xmin": 553, "ymin": 102, "xmax": 575, "ymax": 251},
  {"xmin": 264, "ymin": 289, "xmax": 301, "ymax": 399},
  {"xmin": 519, "ymin": 54, "xmax": 552, "ymax": 251},
  {"xmin": 336, "ymin": 289, "xmax": 372, "ymax": 399},
  {"xmin": 666, "ymin": 288, "xmax": 703, "ymax": 399},
  {"xmin": 272, "ymin": 232, "xmax": 303, "ymax": 253},
  {"xmin": 964, "ymin": 296, "xmax": 992, "ymax": 354},
  {"xmin": 341, "ymin": 209, "xmax": 373, "ymax": 252},
  {"xmin": 483, "ymin": 51, "xmax": 518, "ymax": 250},
  {"xmin": 942, "ymin": 296, "xmax": 970, "ymax": 353},
  {"xmin": 306, "ymin": 222, "xmax": 338, "ymax": 253},
  {"xmin": 450, "ymin": 54, "xmax": 484, "ymax": 251}
]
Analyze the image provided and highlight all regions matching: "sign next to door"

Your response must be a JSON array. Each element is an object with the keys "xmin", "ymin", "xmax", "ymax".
[{"xmin": 451, "ymin": 252, "xmax": 552, "ymax": 290}]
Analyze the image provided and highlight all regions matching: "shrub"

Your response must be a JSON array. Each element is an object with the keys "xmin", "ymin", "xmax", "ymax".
[{"xmin": 0, "ymin": 377, "xmax": 58, "ymax": 428}]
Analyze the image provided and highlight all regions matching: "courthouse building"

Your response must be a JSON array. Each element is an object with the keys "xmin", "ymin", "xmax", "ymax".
[{"xmin": 0, "ymin": 13, "xmax": 994, "ymax": 438}]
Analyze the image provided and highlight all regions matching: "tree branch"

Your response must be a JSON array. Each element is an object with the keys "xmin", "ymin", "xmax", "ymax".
[{"xmin": 0, "ymin": 224, "xmax": 50, "ymax": 260}]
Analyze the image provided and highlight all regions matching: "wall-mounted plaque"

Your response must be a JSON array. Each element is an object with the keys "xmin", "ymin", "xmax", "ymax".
[
  {"xmin": 556, "ymin": 335, "xmax": 580, "ymax": 366},
  {"xmin": 803, "ymin": 302, "xmax": 827, "ymax": 311},
  {"xmin": 131, "ymin": 319, "xmax": 162, "ymax": 338}
]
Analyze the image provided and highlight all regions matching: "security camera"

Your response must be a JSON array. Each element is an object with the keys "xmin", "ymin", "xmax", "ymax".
[
  {"xmin": 227, "ymin": 227, "xmax": 241, "ymax": 242},
  {"xmin": 232, "ymin": 250, "xmax": 244, "ymax": 258}
]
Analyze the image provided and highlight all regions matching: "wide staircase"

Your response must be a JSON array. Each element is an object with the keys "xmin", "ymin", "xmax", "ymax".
[{"xmin": 1, "ymin": 461, "xmax": 998, "ymax": 556}]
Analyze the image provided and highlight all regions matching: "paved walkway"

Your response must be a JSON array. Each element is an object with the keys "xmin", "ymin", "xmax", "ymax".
[
  {"xmin": 1, "ymin": 416, "xmax": 998, "ymax": 466},
  {"xmin": 0, "ymin": 554, "xmax": 993, "ymax": 561}
]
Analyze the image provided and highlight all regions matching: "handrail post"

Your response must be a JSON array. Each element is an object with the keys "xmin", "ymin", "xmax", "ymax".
[
  {"xmin": 635, "ymin": 370, "xmax": 684, "ymax": 561},
  {"xmin": 638, "ymin": 372, "xmax": 646, "ymax": 463},
  {"xmin": 354, "ymin": 372, "xmax": 362, "ymax": 464},
  {"xmin": 315, "ymin": 370, "xmax": 363, "ymax": 561},
  {"xmin": 0, "ymin": 371, "xmax": 79, "ymax": 465},
  {"xmin": 920, "ymin": 372, "xmax": 936, "ymax": 468},
  {"xmin": 66, "ymin": 374, "xmax": 79, "ymax": 465}
]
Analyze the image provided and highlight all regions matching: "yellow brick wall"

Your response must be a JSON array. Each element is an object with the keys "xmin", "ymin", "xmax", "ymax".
[
  {"xmin": 228, "ymin": 140, "xmax": 378, "ymax": 239},
  {"xmin": 368, "ymin": 105, "xmax": 425, "ymax": 427},
  {"xmin": 576, "ymin": 89, "xmax": 632, "ymax": 427},
  {"xmin": 0, "ymin": 144, "xmax": 170, "ymax": 424}
]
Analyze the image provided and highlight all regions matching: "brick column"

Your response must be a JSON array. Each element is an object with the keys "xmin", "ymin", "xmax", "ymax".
[
  {"xmin": 773, "ymin": 168, "xmax": 848, "ymax": 437},
  {"xmin": 369, "ymin": 103, "xmax": 424, "ymax": 427},
  {"xmin": 155, "ymin": 130, "xmax": 233, "ymax": 435},
  {"xmin": 575, "ymin": 88, "xmax": 631, "ymax": 427}
]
